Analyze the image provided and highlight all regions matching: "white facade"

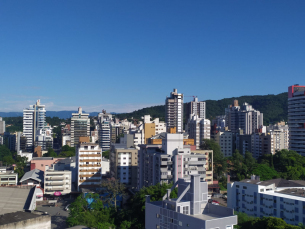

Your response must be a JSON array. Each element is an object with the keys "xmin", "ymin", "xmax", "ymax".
[
  {"xmin": 146, "ymin": 175, "xmax": 237, "ymax": 229},
  {"xmin": 228, "ymin": 177, "xmax": 305, "ymax": 226},
  {"xmin": 0, "ymin": 117, "xmax": 5, "ymax": 134},
  {"xmin": 165, "ymin": 89, "xmax": 184, "ymax": 133},
  {"xmin": 18, "ymin": 151, "xmax": 33, "ymax": 162},
  {"xmin": 76, "ymin": 143, "xmax": 102, "ymax": 191},
  {"xmin": 187, "ymin": 115, "xmax": 211, "ymax": 149},
  {"xmin": 44, "ymin": 166, "xmax": 72, "ymax": 195},
  {"xmin": 23, "ymin": 100, "xmax": 46, "ymax": 152}
]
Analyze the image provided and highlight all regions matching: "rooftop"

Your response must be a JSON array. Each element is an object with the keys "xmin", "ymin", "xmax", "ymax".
[
  {"xmin": 276, "ymin": 188, "xmax": 305, "ymax": 198},
  {"xmin": 0, "ymin": 211, "xmax": 50, "ymax": 226},
  {"xmin": 239, "ymin": 178, "xmax": 305, "ymax": 187},
  {"xmin": 0, "ymin": 186, "xmax": 36, "ymax": 214},
  {"xmin": 19, "ymin": 169, "xmax": 44, "ymax": 183}
]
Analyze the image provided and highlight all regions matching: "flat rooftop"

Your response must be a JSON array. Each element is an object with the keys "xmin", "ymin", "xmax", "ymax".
[
  {"xmin": 239, "ymin": 178, "xmax": 305, "ymax": 187},
  {"xmin": 276, "ymin": 188, "xmax": 305, "ymax": 198},
  {"xmin": 0, "ymin": 211, "xmax": 49, "ymax": 225}
]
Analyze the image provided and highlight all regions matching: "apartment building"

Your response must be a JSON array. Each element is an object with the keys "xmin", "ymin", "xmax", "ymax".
[
  {"xmin": 288, "ymin": 85, "xmax": 305, "ymax": 155},
  {"xmin": 214, "ymin": 131, "xmax": 233, "ymax": 157},
  {"xmin": 0, "ymin": 117, "xmax": 5, "ymax": 134},
  {"xmin": 190, "ymin": 150, "xmax": 213, "ymax": 185},
  {"xmin": 225, "ymin": 100, "xmax": 263, "ymax": 135},
  {"xmin": 76, "ymin": 143, "xmax": 102, "ymax": 191},
  {"xmin": 71, "ymin": 107, "xmax": 90, "ymax": 147},
  {"xmin": 185, "ymin": 97, "xmax": 206, "ymax": 120},
  {"xmin": 35, "ymin": 127, "xmax": 53, "ymax": 150},
  {"xmin": 165, "ymin": 89, "xmax": 183, "ymax": 133},
  {"xmin": 23, "ymin": 99, "xmax": 46, "ymax": 152},
  {"xmin": 267, "ymin": 123, "xmax": 289, "ymax": 152},
  {"xmin": 146, "ymin": 175, "xmax": 237, "ymax": 229},
  {"xmin": 138, "ymin": 133, "xmax": 209, "ymax": 190},
  {"xmin": 187, "ymin": 115, "xmax": 211, "ymax": 149},
  {"xmin": 228, "ymin": 176, "xmax": 305, "ymax": 226},
  {"xmin": 110, "ymin": 146, "xmax": 138, "ymax": 189},
  {"xmin": 0, "ymin": 167, "xmax": 18, "ymax": 186},
  {"xmin": 44, "ymin": 165, "xmax": 72, "ymax": 195}
]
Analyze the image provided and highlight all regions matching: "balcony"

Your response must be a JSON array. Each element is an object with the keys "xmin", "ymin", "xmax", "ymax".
[
  {"xmin": 45, "ymin": 177, "xmax": 64, "ymax": 181},
  {"xmin": 79, "ymin": 164, "xmax": 101, "ymax": 167},
  {"xmin": 80, "ymin": 159, "xmax": 101, "ymax": 163},
  {"xmin": 80, "ymin": 154, "xmax": 101, "ymax": 158}
]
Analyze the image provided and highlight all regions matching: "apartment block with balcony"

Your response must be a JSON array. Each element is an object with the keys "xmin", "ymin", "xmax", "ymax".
[
  {"xmin": 228, "ymin": 176, "xmax": 305, "ymax": 226},
  {"xmin": 71, "ymin": 107, "xmax": 90, "ymax": 147},
  {"xmin": 76, "ymin": 143, "xmax": 102, "ymax": 191},
  {"xmin": 44, "ymin": 166, "xmax": 71, "ymax": 195},
  {"xmin": 165, "ymin": 89, "xmax": 183, "ymax": 133},
  {"xmin": 110, "ymin": 146, "xmax": 138, "ymax": 189},
  {"xmin": 214, "ymin": 131, "xmax": 233, "ymax": 157}
]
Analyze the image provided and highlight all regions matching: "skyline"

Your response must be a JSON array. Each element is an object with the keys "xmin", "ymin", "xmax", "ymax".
[{"xmin": 1, "ymin": 1, "xmax": 304, "ymax": 112}]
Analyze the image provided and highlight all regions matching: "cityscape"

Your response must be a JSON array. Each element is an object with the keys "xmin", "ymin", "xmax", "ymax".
[{"xmin": 1, "ymin": 1, "xmax": 305, "ymax": 229}]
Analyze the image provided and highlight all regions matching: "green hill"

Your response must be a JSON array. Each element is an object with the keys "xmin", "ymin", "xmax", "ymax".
[{"xmin": 115, "ymin": 92, "xmax": 288, "ymax": 125}]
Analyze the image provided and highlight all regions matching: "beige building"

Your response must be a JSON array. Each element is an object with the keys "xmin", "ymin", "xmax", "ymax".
[
  {"xmin": 0, "ymin": 167, "xmax": 18, "ymax": 186},
  {"xmin": 71, "ymin": 107, "xmax": 90, "ymax": 147},
  {"xmin": 110, "ymin": 146, "xmax": 138, "ymax": 189},
  {"xmin": 190, "ymin": 150, "xmax": 213, "ymax": 185},
  {"xmin": 44, "ymin": 166, "xmax": 72, "ymax": 195},
  {"xmin": 76, "ymin": 143, "xmax": 102, "ymax": 191}
]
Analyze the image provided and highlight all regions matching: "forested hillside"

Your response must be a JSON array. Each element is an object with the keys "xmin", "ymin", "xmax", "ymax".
[{"xmin": 115, "ymin": 92, "xmax": 288, "ymax": 125}]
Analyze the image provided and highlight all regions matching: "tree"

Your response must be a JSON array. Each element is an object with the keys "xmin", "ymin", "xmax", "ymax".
[
  {"xmin": 127, "ymin": 183, "xmax": 178, "ymax": 228},
  {"xmin": 15, "ymin": 156, "xmax": 27, "ymax": 179},
  {"xmin": 252, "ymin": 164, "xmax": 279, "ymax": 181},
  {"xmin": 43, "ymin": 148, "xmax": 57, "ymax": 157},
  {"xmin": 67, "ymin": 193, "xmax": 116, "ymax": 228},
  {"xmin": 200, "ymin": 139, "xmax": 227, "ymax": 178},
  {"xmin": 100, "ymin": 178, "xmax": 125, "ymax": 211},
  {"xmin": 2, "ymin": 155, "xmax": 15, "ymax": 166},
  {"xmin": 102, "ymin": 150, "xmax": 110, "ymax": 159},
  {"xmin": 0, "ymin": 145, "xmax": 12, "ymax": 162}
]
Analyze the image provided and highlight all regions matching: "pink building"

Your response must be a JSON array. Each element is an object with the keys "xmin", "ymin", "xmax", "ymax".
[{"xmin": 30, "ymin": 157, "xmax": 65, "ymax": 172}]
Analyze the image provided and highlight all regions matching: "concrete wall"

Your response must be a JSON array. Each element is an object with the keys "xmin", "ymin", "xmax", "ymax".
[{"xmin": 0, "ymin": 215, "xmax": 51, "ymax": 229}]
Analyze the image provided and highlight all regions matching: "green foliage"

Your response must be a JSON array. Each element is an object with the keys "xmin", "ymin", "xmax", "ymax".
[
  {"xmin": 235, "ymin": 212, "xmax": 300, "ymax": 229},
  {"xmin": 2, "ymin": 155, "xmax": 15, "ymax": 165},
  {"xmin": 229, "ymin": 151, "xmax": 257, "ymax": 181},
  {"xmin": 58, "ymin": 145, "xmax": 75, "ymax": 157},
  {"xmin": 114, "ymin": 93, "xmax": 288, "ymax": 126},
  {"xmin": 0, "ymin": 144, "xmax": 12, "ymax": 162},
  {"xmin": 127, "ymin": 183, "xmax": 178, "ymax": 228},
  {"xmin": 3, "ymin": 117, "xmax": 23, "ymax": 132},
  {"xmin": 200, "ymin": 139, "xmax": 227, "ymax": 178},
  {"xmin": 15, "ymin": 155, "xmax": 27, "ymax": 179},
  {"xmin": 252, "ymin": 164, "xmax": 279, "ymax": 181},
  {"xmin": 43, "ymin": 148, "xmax": 57, "ymax": 157},
  {"xmin": 102, "ymin": 150, "xmax": 109, "ymax": 159},
  {"xmin": 67, "ymin": 193, "xmax": 116, "ymax": 229}
]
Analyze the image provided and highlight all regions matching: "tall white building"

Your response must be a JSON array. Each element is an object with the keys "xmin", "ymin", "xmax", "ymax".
[
  {"xmin": 225, "ymin": 100, "xmax": 263, "ymax": 135},
  {"xmin": 288, "ymin": 85, "xmax": 305, "ymax": 155},
  {"xmin": 165, "ymin": 89, "xmax": 183, "ymax": 133},
  {"xmin": 185, "ymin": 97, "xmax": 206, "ymax": 120},
  {"xmin": 0, "ymin": 117, "xmax": 5, "ymax": 134},
  {"xmin": 187, "ymin": 115, "xmax": 211, "ymax": 149},
  {"xmin": 23, "ymin": 100, "xmax": 46, "ymax": 152},
  {"xmin": 71, "ymin": 107, "xmax": 90, "ymax": 147},
  {"xmin": 267, "ymin": 122, "xmax": 289, "ymax": 152}
]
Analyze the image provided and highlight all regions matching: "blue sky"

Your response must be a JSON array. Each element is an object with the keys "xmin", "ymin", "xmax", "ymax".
[{"xmin": 1, "ymin": 1, "xmax": 304, "ymax": 112}]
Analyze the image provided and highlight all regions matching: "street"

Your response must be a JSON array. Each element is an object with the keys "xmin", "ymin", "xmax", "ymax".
[{"xmin": 37, "ymin": 198, "xmax": 73, "ymax": 229}]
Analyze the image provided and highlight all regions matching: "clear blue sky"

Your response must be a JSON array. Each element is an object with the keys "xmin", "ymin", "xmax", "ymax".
[{"xmin": 1, "ymin": 0, "xmax": 304, "ymax": 112}]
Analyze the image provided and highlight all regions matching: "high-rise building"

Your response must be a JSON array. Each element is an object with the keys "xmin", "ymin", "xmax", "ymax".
[
  {"xmin": 214, "ymin": 131, "xmax": 233, "ymax": 157},
  {"xmin": 23, "ymin": 100, "xmax": 46, "ymax": 152},
  {"xmin": 71, "ymin": 107, "xmax": 90, "ymax": 147},
  {"xmin": 288, "ymin": 85, "xmax": 305, "ymax": 155},
  {"xmin": 165, "ymin": 89, "xmax": 183, "ymax": 133},
  {"xmin": 225, "ymin": 100, "xmax": 263, "ymax": 135},
  {"xmin": 76, "ymin": 143, "xmax": 102, "ymax": 191},
  {"xmin": 185, "ymin": 97, "xmax": 206, "ymax": 120},
  {"xmin": 98, "ymin": 111, "xmax": 112, "ymax": 152},
  {"xmin": 187, "ymin": 115, "xmax": 211, "ymax": 149},
  {"xmin": 0, "ymin": 117, "xmax": 5, "ymax": 134}
]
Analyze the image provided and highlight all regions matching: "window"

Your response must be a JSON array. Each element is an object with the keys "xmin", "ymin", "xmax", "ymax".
[
  {"xmin": 183, "ymin": 206, "xmax": 189, "ymax": 214},
  {"xmin": 243, "ymin": 186, "xmax": 247, "ymax": 189},
  {"xmin": 179, "ymin": 221, "xmax": 182, "ymax": 226},
  {"xmin": 91, "ymin": 146, "xmax": 94, "ymax": 149},
  {"xmin": 156, "ymin": 214, "xmax": 160, "ymax": 218}
]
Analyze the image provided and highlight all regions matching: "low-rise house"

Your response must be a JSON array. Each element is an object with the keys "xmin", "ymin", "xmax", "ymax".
[
  {"xmin": 19, "ymin": 169, "xmax": 44, "ymax": 187},
  {"xmin": 0, "ymin": 166, "xmax": 18, "ymax": 186}
]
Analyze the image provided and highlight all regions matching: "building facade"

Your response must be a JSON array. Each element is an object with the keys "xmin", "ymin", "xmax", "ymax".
[
  {"xmin": 146, "ymin": 175, "xmax": 237, "ymax": 229},
  {"xmin": 0, "ymin": 167, "xmax": 18, "ymax": 186},
  {"xmin": 76, "ymin": 143, "xmax": 102, "ymax": 191},
  {"xmin": 288, "ymin": 85, "xmax": 305, "ymax": 155},
  {"xmin": 165, "ymin": 89, "xmax": 184, "ymax": 133},
  {"xmin": 185, "ymin": 97, "xmax": 206, "ymax": 120},
  {"xmin": 71, "ymin": 107, "xmax": 90, "ymax": 147},
  {"xmin": 228, "ymin": 177, "xmax": 305, "ymax": 226},
  {"xmin": 110, "ymin": 146, "xmax": 138, "ymax": 189},
  {"xmin": 0, "ymin": 117, "xmax": 5, "ymax": 134},
  {"xmin": 44, "ymin": 166, "xmax": 72, "ymax": 195},
  {"xmin": 23, "ymin": 100, "xmax": 46, "ymax": 152},
  {"xmin": 214, "ymin": 131, "xmax": 233, "ymax": 157}
]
